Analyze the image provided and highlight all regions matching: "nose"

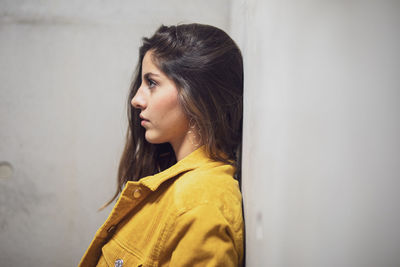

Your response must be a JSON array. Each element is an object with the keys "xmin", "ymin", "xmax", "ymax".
[{"xmin": 131, "ymin": 85, "xmax": 147, "ymax": 110}]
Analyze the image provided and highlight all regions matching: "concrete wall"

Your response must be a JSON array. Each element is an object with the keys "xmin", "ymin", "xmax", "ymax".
[
  {"xmin": 0, "ymin": 1, "xmax": 230, "ymax": 266},
  {"xmin": 3, "ymin": 1, "xmax": 400, "ymax": 266},
  {"xmin": 231, "ymin": 0, "xmax": 400, "ymax": 266}
]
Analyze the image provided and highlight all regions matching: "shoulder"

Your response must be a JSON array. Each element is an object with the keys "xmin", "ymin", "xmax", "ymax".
[{"xmin": 171, "ymin": 162, "xmax": 242, "ymax": 227}]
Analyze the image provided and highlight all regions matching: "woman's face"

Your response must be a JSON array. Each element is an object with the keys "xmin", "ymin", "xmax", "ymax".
[{"xmin": 131, "ymin": 51, "xmax": 189, "ymax": 147}]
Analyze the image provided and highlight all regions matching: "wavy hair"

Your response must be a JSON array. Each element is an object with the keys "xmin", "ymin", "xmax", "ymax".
[{"xmin": 104, "ymin": 23, "xmax": 243, "ymax": 207}]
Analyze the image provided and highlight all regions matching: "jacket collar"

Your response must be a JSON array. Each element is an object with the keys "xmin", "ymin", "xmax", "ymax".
[{"xmin": 129, "ymin": 146, "xmax": 212, "ymax": 191}]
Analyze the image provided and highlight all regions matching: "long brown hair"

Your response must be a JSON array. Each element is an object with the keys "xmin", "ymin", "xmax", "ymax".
[{"xmin": 104, "ymin": 23, "xmax": 243, "ymax": 207}]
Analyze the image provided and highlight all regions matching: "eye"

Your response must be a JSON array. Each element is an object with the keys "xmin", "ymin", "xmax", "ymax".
[{"xmin": 147, "ymin": 77, "xmax": 157, "ymax": 89}]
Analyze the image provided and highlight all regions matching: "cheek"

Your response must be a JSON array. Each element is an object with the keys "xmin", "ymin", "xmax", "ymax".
[
  {"xmin": 153, "ymin": 88, "xmax": 181, "ymax": 118},
  {"xmin": 156, "ymin": 94, "xmax": 188, "ymax": 129},
  {"xmin": 158, "ymin": 94, "xmax": 179, "ymax": 115},
  {"xmin": 162, "ymin": 100, "xmax": 186, "ymax": 123}
]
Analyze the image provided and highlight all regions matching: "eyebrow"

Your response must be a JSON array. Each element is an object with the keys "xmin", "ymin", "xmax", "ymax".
[{"xmin": 143, "ymin": 72, "xmax": 160, "ymax": 79}]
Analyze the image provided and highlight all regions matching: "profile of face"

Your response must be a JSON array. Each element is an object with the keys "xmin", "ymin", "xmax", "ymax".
[{"xmin": 131, "ymin": 51, "xmax": 189, "ymax": 148}]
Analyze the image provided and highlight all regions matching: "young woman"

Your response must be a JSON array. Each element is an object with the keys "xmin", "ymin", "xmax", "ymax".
[{"xmin": 79, "ymin": 23, "xmax": 244, "ymax": 267}]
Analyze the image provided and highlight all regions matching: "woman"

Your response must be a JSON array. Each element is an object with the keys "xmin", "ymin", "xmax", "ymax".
[{"xmin": 79, "ymin": 23, "xmax": 244, "ymax": 266}]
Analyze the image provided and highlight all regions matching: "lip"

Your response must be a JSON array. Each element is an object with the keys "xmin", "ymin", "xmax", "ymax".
[
  {"xmin": 139, "ymin": 114, "xmax": 150, "ymax": 126},
  {"xmin": 141, "ymin": 119, "xmax": 150, "ymax": 127}
]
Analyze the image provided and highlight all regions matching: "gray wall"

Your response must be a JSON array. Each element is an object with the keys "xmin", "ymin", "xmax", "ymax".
[
  {"xmin": 2, "ymin": 1, "xmax": 400, "ymax": 266},
  {"xmin": 0, "ymin": 1, "xmax": 230, "ymax": 266},
  {"xmin": 231, "ymin": 0, "xmax": 400, "ymax": 266}
]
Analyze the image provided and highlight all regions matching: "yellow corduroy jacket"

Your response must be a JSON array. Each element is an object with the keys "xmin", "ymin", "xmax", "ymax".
[{"xmin": 79, "ymin": 146, "xmax": 244, "ymax": 267}]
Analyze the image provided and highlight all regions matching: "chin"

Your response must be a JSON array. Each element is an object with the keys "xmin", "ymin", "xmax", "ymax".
[{"xmin": 144, "ymin": 132, "xmax": 165, "ymax": 144}]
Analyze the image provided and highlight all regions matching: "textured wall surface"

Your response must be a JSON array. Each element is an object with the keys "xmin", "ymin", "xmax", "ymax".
[
  {"xmin": 4, "ymin": 1, "xmax": 400, "ymax": 266},
  {"xmin": 0, "ymin": 1, "xmax": 230, "ymax": 266},
  {"xmin": 231, "ymin": 0, "xmax": 400, "ymax": 266}
]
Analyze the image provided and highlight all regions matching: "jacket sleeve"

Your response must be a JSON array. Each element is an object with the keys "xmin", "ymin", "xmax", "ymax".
[{"xmin": 164, "ymin": 204, "xmax": 242, "ymax": 266}]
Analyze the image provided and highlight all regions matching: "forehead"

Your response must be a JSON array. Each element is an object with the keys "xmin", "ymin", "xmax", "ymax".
[{"xmin": 142, "ymin": 51, "xmax": 162, "ymax": 74}]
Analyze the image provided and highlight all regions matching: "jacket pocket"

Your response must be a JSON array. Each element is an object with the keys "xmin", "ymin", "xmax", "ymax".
[{"xmin": 100, "ymin": 238, "xmax": 144, "ymax": 267}]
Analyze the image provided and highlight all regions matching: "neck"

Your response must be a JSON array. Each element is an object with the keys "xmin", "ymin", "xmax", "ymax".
[{"xmin": 171, "ymin": 134, "xmax": 200, "ymax": 161}]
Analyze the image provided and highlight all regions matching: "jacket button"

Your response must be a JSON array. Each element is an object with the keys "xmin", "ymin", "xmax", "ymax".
[
  {"xmin": 133, "ymin": 188, "xmax": 142, "ymax": 199},
  {"xmin": 114, "ymin": 259, "xmax": 123, "ymax": 267}
]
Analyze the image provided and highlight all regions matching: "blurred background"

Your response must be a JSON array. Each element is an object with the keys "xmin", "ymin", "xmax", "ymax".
[
  {"xmin": 0, "ymin": 0, "xmax": 230, "ymax": 265},
  {"xmin": 1, "ymin": 0, "xmax": 399, "ymax": 266}
]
